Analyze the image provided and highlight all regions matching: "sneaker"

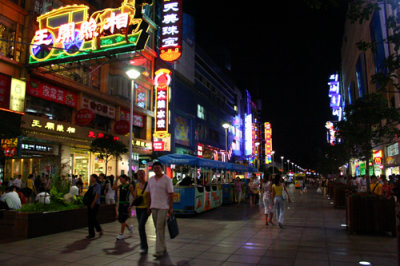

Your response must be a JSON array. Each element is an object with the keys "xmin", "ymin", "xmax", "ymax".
[
  {"xmin": 139, "ymin": 249, "xmax": 148, "ymax": 254},
  {"xmin": 128, "ymin": 225, "xmax": 134, "ymax": 234},
  {"xmin": 116, "ymin": 233, "xmax": 124, "ymax": 240},
  {"xmin": 153, "ymin": 250, "xmax": 167, "ymax": 258},
  {"xmin": 86, "ymin": 235, "xmax": 95, "ymax": 240}
]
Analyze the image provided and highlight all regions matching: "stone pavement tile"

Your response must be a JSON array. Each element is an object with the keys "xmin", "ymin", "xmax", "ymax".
[
  {"xmin": 220, "ymin": 262, "xmax": 256, "ymax": 266},
  {"xmin": 226, "ymin": 254, "xmax": 261, "ymax": 264},
  {"xmin": 294, "ymin": 259, "xmax": 329, "ymax": 266},
  {"xmin": 295, "ymin": 251, "xmax": 329, "ymax": 260},
  {"xmin": 233, "ymin": 246, "xmax": 267, "ymax": 256},
  {"xmin": 189, "ymin": 258, "xmax": 224, "ymax": 266},
  {"xmin": 257, "ymin": 256, "xmax": 295, "ymax": 266},
  {"xmin": 0, "ymin": 252, "xmax": 16, "ymax": 262},
  {"xmin": 206, "ymin": 246, "xmax": 239, "ymax": 254},
  {"xmin": 75, "ymin": 255, "xmax": 120, "ymax": 266},
  {"xmin": 264, "ymin": 249, "xmax": 296, "ymax": 258},
  {"xmin": 196, "ymin": 251, "xmax": 231, "ymax": 261}
]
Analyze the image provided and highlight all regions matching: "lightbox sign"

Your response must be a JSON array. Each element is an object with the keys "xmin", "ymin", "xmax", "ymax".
[
  {"xmin": 245, "ymin": 114, "xmax": 252, "ymax": 156},
  {"xmin": 265, "ymin": 122, "xmax": 272, "ymax": 164},
  {"xmin": 328, "ymin": 74, "xmax": 342, "ymax": 121},
  {"xmin": 154, "ymin": 68, "xmax": 171, "ymax": 138},
  {"xmin": 29, "ymin": 0, "xmax": 151, "ymax": 66},
  {"xmin": 160, "ymin": 0, "xmax": 182, "ymax": 62}
]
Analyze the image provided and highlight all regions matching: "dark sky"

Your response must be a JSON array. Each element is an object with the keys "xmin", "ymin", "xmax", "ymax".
[{"xmin": 184, "ymin": 1, "xmax": 346, "ymax": 170}]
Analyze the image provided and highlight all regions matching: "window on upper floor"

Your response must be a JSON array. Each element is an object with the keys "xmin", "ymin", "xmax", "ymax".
[
  {"xmin": 356, "ymin": 53, "xmax": 368, "ymax": 97},
  {"xmin": 197, "ymin": 104, "xmax": 205, "ymax": 120},
  {"xmin": 369, "ymin": 9, "xmax": 388, "ymax": 77},
  {"xmin": 25, "ymin": 95, "xmax": 73, "ymax": 122},
  {"xmin": 0, "ymin": 15, "xmax": 17, "ymax": 61},
  {"xmin": 108, "ymin": 75, "xmax": 151, "ymax": 111}
]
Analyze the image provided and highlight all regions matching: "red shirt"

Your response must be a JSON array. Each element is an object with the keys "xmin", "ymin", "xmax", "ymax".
[{"xmin": 382, "ymin": 184, "xmax": 393, "ymax": 199}]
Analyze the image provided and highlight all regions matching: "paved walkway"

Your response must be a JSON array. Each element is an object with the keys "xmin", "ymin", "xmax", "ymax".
[{"xmin": 0, "ymin": 189, "xmax": 397, "ymax": 266}]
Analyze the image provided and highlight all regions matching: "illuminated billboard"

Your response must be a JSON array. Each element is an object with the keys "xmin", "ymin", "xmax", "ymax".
[
  {"xmin": 264, "ymin": 122, "xmax": 272, "ymax": 164},
  {"xmin": 160, "ymin": 0, "xmax": 182, "ymax": 62},
  {"xmin": 29, "ymin": 0, "xmax": 151, "ymax": 66},
  {"xmin": 328, "ymin": 74, "xmax": 342, "ymax": 121},
  {"xmin": 153, "ymin": 68, "xmax": 172, "ymax": 151},
  {"xmin": 245, "ymin": 114, "xmax": 252, "ymax": 156}
]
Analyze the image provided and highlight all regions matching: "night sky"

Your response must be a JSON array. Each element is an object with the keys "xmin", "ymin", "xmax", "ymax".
[{"xmin": 184, "ymin": 1, "xmax": 347, "ymax": 170}]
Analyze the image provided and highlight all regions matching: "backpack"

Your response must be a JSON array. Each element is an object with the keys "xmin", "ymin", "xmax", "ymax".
[{"xmin": 83, "ymin": 185, "xmax": 95, "ymax": 206}]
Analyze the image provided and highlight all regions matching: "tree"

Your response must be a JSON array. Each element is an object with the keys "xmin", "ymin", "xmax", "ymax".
[
  {"xmin": 336, "ymin": 93, "xmax": 400, "ymax": 184},
  {"xmin": 90, "ymin": 135, "xmax": 128, "ymax": 175}
]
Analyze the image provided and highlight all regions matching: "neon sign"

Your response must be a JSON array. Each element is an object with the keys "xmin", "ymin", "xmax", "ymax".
[
  {"xmin": 160, "ymin": 0, "xmax": 182, "ymax": 62},
  {"xmin": 154, "ymin": 68, "xmax": 171, "ymax": 139},
  {"xmin": 245, "ymin": 114, "xmax": 252, "ymax": 156},
  {"xmin": 265, "ymin": 122, "xmax": 272, "ymax": 164},
  {"xmin": 328, "ymin": 74, "xmax": 342, "ymax": 121},
  {"xmin": 29, "ymin": 0, "xmax": 151, "ymax": 65}
]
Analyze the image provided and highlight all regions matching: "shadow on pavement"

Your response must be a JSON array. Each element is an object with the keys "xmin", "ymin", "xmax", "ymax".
[
  {"xmin": 102, "ymin": 239, "xmax": 139, "ymax": 255},
  {"xmin": 61, "ymin": 239, "xmax": 90, "ymax": 253}
]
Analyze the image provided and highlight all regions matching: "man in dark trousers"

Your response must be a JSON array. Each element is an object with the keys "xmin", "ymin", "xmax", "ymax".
[{"xmin": 87, "ymin": 174, "xmax": 103, "ymax": 239}]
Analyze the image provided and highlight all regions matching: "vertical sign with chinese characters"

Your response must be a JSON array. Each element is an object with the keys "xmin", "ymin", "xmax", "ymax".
[
  {"xmin": 154, "ymin": 69, "xmax": 171, "ymax": 137},
  {"xmin": 160, "ymin": 0, "xmax": 182, "ymax": 62},
  {"xmin": 328, "ymin": 74, "xmax": 342, "ymax": 121},
  {"xmin": 153, "ymin": 69, "xmax": 171, "ymax": 151},
  {"xmin": 9, "ymin": 78, "xmax": 26, "ymax": 113},
  {"xmin": 265, "ymin": 122, "xmax": 272, "ymax": 164}
]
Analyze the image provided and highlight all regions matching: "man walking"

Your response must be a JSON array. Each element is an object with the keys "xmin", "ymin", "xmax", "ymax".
[
  {"xmin": 87, "ymin": 174, "xmax": 103, "ymax": 239},
  {"xmin": 146, "ymin": 162, "xmax": 174, "ymax": 258}
]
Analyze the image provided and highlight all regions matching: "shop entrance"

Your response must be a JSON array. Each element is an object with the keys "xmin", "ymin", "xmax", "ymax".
[{"xmin": 71, "ymin": 148, "xmax": 90, "ymax": 186}]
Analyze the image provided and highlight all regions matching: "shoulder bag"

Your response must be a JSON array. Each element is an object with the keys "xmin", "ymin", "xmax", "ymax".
[{"xmin": 131, "ymin": 182, "xmax": 147, "ymax": 206}]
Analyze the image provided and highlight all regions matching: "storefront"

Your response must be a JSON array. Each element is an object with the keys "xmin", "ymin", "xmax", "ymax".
[{"xmin": 385, "ymin": 142, "xmax": 400, "ymax": 176}]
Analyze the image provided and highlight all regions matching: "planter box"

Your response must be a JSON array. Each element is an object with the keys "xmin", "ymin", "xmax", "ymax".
[
  {"xmin": 346, "ymin": 194, "xmax": 396, "ymax": 236},
  {"xmin": 333, "ymin": 183, "xmax": 347, "ymax": 208},
  {"xmin": 0, "ymin": 204, "xmax": 116, "ymax": 240}
]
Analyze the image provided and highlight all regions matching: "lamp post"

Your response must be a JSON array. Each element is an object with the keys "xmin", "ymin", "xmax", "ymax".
[
  {"xmin": 272, "ymin": 151, "xmax": 275, "ymax": 174},
  {"xmin": 125, "ymin": 66, "xmax": 143, "ymax": 178},
  {"xmin": 291, "ymin": 162, "xmax": 294, "ymax": 173},
  {"xmin": 222, "ymin": 123, "xmax": 230, "ymax": 152},
  {"xmin": 287, "ymin": 159, "xmax": 290, "ymax": 172},
  {"xmin": 281, "ymin": 156, "xmax": 284, "ymax": 173}
]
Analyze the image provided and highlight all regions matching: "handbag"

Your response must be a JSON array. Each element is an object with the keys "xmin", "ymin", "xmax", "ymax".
[
  {"xmin": 131, "ymin": 182, "xmax": 147, "ymax": 206},
  {"xmin": 167, "ymin": 214, "xmax": 179, "ymax": 239}
]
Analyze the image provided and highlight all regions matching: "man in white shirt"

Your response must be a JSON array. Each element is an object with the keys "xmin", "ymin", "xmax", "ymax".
[
  {"xmin": 146, "ymin": 162, "xmax": 174, "ymax": 258},
  {"xmin": 0, "ymin": 186, "xmax": 22, "ymax": 210}
]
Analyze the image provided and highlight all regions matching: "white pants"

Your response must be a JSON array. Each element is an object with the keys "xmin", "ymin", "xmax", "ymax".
[
  {"xmin": 263, "ymin": 196, "xmax": 273, "ymax": 214},
  {"xmin": 105, "ymin": 196, "xmax": 115, "ymax": 205},
  {"xmin": 152, "ymin": 208, "xmax": 168, "ymax": 254},
  {"xmin": 274, "ymin": 196, "xmax": 285, "ymax": 224}
]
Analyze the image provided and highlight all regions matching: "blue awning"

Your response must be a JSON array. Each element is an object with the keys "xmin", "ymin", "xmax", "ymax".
[{"xmin": 157, "ymin": 154, "xmax": 257, "ymax": 172}]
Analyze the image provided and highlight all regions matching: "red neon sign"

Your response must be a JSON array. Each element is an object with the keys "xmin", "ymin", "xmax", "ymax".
[{"xmin": 154, "ymin": 69, "xmax": 171, "ymax": 138}]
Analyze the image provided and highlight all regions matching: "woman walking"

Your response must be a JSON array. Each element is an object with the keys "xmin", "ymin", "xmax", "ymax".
[
  {"xmin": 262, "ymin": 174, "xmax": 274, "ymax": 225},
  {"xmin": 133, "ymin": 170, "xmax": 149, "ymax": 254},
  {"xmin": 248, "ymin": 174, "xmax": 259, "ymax": 207},
  {"xmin": 272, "ymin": 175, "xmax": 291, "ymax": 228},
  {"xmin": 234, "ymin": 177, "xmax": 243, "ymax": 206}
]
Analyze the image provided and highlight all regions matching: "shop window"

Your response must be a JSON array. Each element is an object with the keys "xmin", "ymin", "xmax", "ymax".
[
  {"xmin": 0, "ymin": 16, "xmax": 16, "ymax": 61},
  {"xmin": 89, "ymin": 115, "xmax": 110, "ymax": 132},
  {"xmin": 26, "ymin": 95, "xmax": 73, "ymax": 122}
]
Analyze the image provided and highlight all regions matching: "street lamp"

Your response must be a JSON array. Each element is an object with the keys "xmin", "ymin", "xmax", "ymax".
[
  {"xmin": 281, "ymin": 156, "xmax": 284, "ymax": 172},
  {"xmin": 272, "ymin": 151, "xmax": 275, "ymax": 174},
  {"xmin": 125, "ymin": 66, "xmax": 143, "ymax": 178},
  {"xmin": 222, "ymin": 123, "xmax": 230, "ymax": 152},
  {"xmin": 287, "ymin": 159, "xmax": 290, "ymax": 172}
]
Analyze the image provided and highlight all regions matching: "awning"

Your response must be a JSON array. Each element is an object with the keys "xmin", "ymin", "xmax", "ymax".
[{"xmin": 157, "ymin": 154, "xmax": 257, "ymax": 172}]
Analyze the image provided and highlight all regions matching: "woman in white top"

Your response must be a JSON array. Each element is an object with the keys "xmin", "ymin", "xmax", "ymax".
[
  {"xmin": 262, "ymin": 174, "xmax": 274, "ymax": 225},
  {"xmin": 105, "ymin": 175, "xmax": 116, "ymax": 204}
]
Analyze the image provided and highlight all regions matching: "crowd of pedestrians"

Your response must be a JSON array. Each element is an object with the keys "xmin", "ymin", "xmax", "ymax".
[{"xmin": 83, "ymin": 161, "xmax": 174, "ymax": 259}]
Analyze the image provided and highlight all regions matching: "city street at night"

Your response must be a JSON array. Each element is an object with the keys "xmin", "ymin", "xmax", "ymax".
[{"xmin": 0, "ymin": 190, "xmax": 396, "ymax": 266}]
